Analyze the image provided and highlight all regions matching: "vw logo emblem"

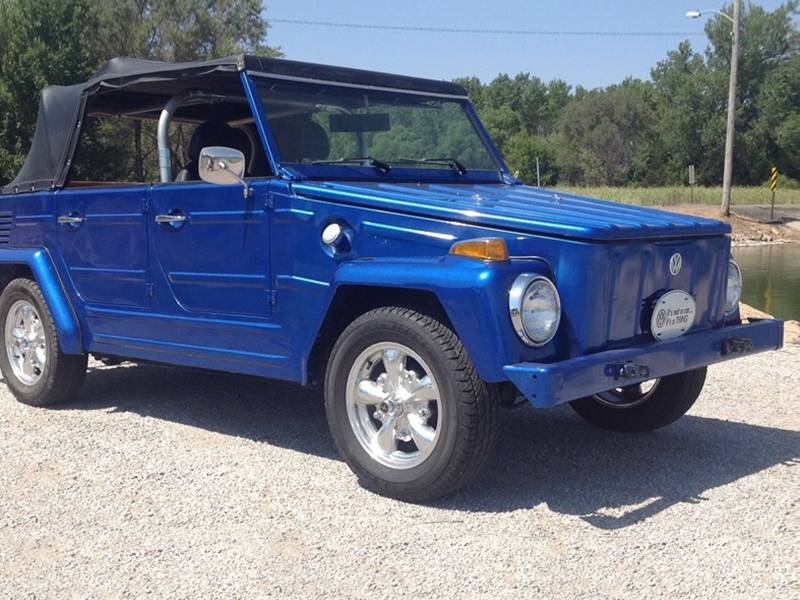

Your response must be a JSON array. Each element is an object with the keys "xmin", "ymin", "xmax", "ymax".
[{"xmin": 669, "ymin": 253, "xmax": 683, "ymax": 276}]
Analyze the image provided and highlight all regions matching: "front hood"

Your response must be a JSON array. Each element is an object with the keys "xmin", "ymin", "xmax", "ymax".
[{"xmin": 291, "ymin": 181, "xmax": 730, "ymax": 242}]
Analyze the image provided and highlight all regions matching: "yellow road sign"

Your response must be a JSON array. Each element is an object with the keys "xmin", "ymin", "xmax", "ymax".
[{"xmin": 770, "ymin": 167, "xmax": 778, "ymax": 192}]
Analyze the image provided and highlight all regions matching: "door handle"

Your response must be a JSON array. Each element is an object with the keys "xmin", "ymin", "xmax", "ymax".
[
  {"xmin": 58, "ymin": 214, "xmax": 84, "ymax": 227},
  {"xmin": 155, "ymin": 214, "xmax": 187, "ymax": 224}
]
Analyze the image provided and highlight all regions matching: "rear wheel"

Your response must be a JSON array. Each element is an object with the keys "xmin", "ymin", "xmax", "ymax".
[
  {"xmin": 0, "ymin": 278, "xmax": 87, "ymax": 407},
  {"xmin": 325, "ymin": 307, "xmax": 499, "ymax": 502},
  {"xmin": 569, "ymin": 368, "xmax": 707, "ymax": 433}
]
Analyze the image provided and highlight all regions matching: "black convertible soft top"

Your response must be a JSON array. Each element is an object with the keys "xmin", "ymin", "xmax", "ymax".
[{"xmin": 3, "ymin": 55, "xmax": 468, "ymax": 195}]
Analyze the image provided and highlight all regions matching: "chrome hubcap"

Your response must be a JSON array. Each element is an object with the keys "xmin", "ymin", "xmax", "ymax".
[
  {"xmin": 346, "ymin": 343, "xmax": 442, "ymax": 470},
  {"xmin": 5, "ymin": 300, "xmax": 47, "ymax": 385},
  {"xmin": 593, "ymin": 378, "xmax": 660, "ymax": 409}
]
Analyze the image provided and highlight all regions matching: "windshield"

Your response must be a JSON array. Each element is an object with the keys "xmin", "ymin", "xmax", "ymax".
[{"xmin": 254, "ymin": 78, "xmax": 502, "ymax": 180}]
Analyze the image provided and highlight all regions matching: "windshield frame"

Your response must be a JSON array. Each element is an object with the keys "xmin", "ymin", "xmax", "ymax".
[{"xmin": 246, "ymin": 71, "xmax": 512, "ymax": 184}]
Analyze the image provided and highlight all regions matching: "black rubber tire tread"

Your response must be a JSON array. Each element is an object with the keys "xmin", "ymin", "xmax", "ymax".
[
  {"xmin": 569, "ymin": 367, "xmax": 707, "ymax": 433},
  {"xmin": 325, "ymin": 306, "xmax": 499, "ymax": 502},
  {"xmin": 0, "ymin": 278, "xmax": 87, "ymax": 407}
]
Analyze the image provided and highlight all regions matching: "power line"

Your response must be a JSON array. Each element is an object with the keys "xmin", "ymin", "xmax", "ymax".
[{"xmin": 269, "ymin": 18, "xmax": 705, "ymax": 37}]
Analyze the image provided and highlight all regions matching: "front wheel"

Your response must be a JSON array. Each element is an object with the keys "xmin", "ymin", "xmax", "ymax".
[
  {"xmin": 325, "ymin": 307, "xmax": 499, "ymax": 502},
  {"xmin": 569, "ymin": 367, "xmax": 707, "ymax": 433},
  {"xmin": 0, "ymin": 278, "xmax": 87, "ymax": 406}
]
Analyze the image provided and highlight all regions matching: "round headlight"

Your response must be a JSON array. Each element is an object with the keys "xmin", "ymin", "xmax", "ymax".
[
  {"xmin": 725, "ymin": 260, "xmax": 742, "ymax": 314},
  {"xmin": 509, "ymin": 274, "xmax": 561, "ymax": 346}
]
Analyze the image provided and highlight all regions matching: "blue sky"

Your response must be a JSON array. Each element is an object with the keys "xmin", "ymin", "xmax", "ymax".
[{"xmin": 263, "ymin": 0, "xmax": 795, "ymax": 89}]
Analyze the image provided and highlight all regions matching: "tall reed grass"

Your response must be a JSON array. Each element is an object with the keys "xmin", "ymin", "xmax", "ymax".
[{"xmin": 552, "ymin": 186, "xmax": 800, "ymax": 206}]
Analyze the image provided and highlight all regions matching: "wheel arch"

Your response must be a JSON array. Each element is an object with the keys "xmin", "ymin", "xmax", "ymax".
[
  {"xmin": 304, "ymin": 255, "xmax": 531, "ymax": 386},
  {"xmin": 0, "ymin": 249, "xmax": 83, "ymax": 354},
  {"xmin": 307, "ymin": 285, "xmax": 451, "ymax": 385},
  {"xmin": 0, "ymin": 263, "xmax": 34, "ymax": 289}
]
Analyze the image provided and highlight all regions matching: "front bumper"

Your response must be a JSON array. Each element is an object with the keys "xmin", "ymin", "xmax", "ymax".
[{"xmin": 504, "ymin": 319, "xmax": 784, "ymax": 408}]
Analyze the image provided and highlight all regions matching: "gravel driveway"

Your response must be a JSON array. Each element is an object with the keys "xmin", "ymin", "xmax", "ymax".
[{"xmin": 1, "ymin": 346, "xmax": 797, "ymax": 600}]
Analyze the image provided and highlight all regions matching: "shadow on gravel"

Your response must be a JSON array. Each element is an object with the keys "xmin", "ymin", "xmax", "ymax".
[
  {"xmin": 440, "ymin": 402, "xmax": 799, "ymax": 529},
  {"xmin": 63, "ymin": 362, "xmax": 798, "ymax": 529},
  {"xmin": 66, "ymin": 362, "xmax": 338, "ymax": 461}
]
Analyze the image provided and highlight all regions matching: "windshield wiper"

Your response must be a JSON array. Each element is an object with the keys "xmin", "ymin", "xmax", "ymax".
[
  {"xmin": 396, "ymin": 157, "xmax": 468, "ymax": 176},
  {"xmin": 311, "ymin": 156, "xmax": 392, "ymax": 174}
]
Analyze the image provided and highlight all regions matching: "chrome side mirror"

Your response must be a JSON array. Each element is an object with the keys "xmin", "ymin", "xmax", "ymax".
[{"xmin": 198, "ymin": 146, "xmax": 251, "ymax": 197}]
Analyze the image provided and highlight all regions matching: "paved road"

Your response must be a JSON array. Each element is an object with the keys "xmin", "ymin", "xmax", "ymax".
[
  {"xmin": 1, "ymin": 347, "xmax": 798, "ymax": 599},
  {"xmin": 732, "ymin": 203, "xmax": 800, "ymax": 228}
]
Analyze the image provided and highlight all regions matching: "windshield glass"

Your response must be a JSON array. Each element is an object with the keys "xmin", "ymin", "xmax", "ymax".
[{"xmin": 254, "ymin": 78, "xmax": 501, "ymax": 178}]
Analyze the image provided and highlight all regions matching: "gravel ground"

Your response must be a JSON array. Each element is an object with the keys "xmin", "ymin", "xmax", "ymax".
[{"xmin": 1, "ymin": 346, "xmax": 797, "ymax": 600}]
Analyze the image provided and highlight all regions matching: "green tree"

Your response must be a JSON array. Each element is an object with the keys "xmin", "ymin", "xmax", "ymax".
[
  {"xmin": 545, "ymin": 80, "xmax": 572, "ymax": 135},
  {"xmin": 482, "ymin": 105, "xmax": 523, "ymax": 154},
  {"xmin": 755, "ymin": 54, "xmax": 800, "ymax": 178},
  {"xmin": 87, "ymin": 0, "xmax": 281, "ymax": 62},
  {"xmin": 0, "ymin": 0, "xmax": 93, "ymax": 183},
  {"xmin": 643, "ymin": 2, "xmax": 798, "ymax": 187},
  {"xmin": 455, "ymin": 3, "xmax": 799, "ymax": 189},
  {"xmin": 0, "ymin": 0, "xmax": 282, "ymax": 185},
  {"xmin": 503, "ymin": 133, "xmax": 557, "ymax": 186},
  {"xmin": 515, "ymin": 74, "xmax": 550, "ymax": 136},
  {"xmin": 558, "ymin": 89, "xmax": 653, "ymax": 186},
  {"xmin": 701, "ymin": 1, "xmax": 799, "ymax": 184},
  {"xmin": 456, "ymin": 73, "xmax": 573, "ymax": 179},
  {"xmin": 83, "ymin": 0, "xmax": 282, "ymax": 182},
  {"xmin": 650, "ymin": 41, "xmax": 715, "ymax": 184},
  {"xmin": 453, "ymin": 76, "xmax": 486, "ymax": 111}
]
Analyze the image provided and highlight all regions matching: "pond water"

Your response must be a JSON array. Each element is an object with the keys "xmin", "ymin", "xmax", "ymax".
[{"xmin": 732, "ymin": 244, "xmax": 800, "ymax": 321}]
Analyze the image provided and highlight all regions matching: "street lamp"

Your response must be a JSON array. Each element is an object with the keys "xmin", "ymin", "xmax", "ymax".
[
  {"xmin": 687, "ymin": 2, "xmax": 741, "ymax": 217},
  {"xmin": 686, "ymin": 9, "xmax": 734, "ymax": 24}
]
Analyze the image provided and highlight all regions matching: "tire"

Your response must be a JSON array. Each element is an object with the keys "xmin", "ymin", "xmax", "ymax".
[
  {"xmin": 325, "ymin": 306, "xmax": 499, "ymax": 502},
  {"xmin": 0, "ymin": 278, "xmax": 87, "ymax": 407},
  {"xmin": 569, "ymin": 367, "xmax": 707, "ymax": 433}
]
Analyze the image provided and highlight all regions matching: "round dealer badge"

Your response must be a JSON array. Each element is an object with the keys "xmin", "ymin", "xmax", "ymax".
[{"xmin": 651, "ymin": 290, "xmax": 696, "ymax": 341}]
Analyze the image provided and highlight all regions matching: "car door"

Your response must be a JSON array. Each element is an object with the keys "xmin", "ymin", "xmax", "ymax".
[
  {"xmin": 56, "ymin": 186, "xmax": 151, "ymax": 308},
  {"xmin": 147, "ymin": 179, "xmax": 272, "ymax": 319}
]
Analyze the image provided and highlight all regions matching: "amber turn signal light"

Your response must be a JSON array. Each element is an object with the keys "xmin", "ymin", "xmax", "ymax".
[{"xmin": 449, "ymin": 238, "xmax": 510, "ymax": 262}]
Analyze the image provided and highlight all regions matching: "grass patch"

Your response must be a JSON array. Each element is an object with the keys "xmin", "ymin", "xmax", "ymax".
[{"xmin": 552, "ymin": 186, "xmax": 800, "ymax": 206}]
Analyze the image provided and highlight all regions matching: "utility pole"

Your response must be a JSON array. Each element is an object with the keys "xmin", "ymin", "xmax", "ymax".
[{"xmin": 721, "ymin": 0, "xmax": 741, "ymax": 217}]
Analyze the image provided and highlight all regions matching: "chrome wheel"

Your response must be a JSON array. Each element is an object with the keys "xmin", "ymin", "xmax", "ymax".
[
  {"xmin": 326, "ymin": 307, "xmax": 500, "ymax": 500},
  {"xmin": 593, "ymin": 379, "xmax": 661, "ymax": 409},
  {"xmin": 5, "ymin": 300, "xmax": 47, "ymax": 386},
  {"xmin": 345, "ymin": 342, "xmax": 442, "ymax": 470}
]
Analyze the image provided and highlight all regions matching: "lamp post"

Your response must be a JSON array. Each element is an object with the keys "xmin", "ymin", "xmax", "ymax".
[{"xmin": 687, "ymin": 1, "xmax": 740, "ymax": 217}]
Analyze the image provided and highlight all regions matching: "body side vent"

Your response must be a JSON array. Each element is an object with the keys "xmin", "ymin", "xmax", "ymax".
[{"xmin": 0, "ymin": 211, "xmax": 13, "ymax": 245}]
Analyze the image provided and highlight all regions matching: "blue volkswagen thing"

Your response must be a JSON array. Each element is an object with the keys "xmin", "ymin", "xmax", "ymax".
[{"xmin": 0, "ymin": 56, "xmax": 784, "ymax": 501}]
